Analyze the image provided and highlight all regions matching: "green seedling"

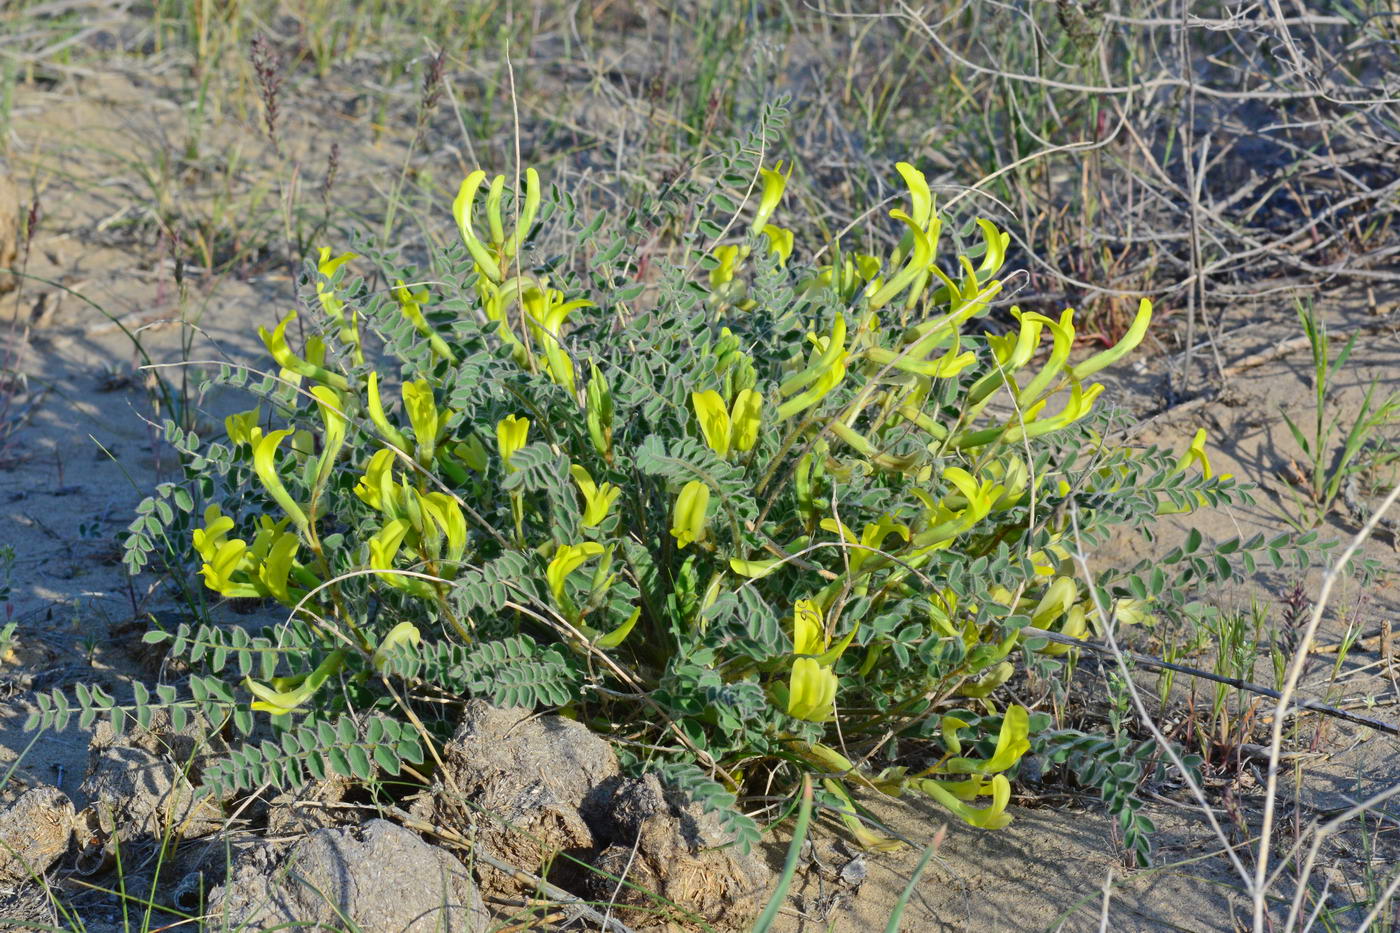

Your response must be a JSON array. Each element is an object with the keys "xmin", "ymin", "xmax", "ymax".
[{"xmin": 1280, "ymin": 299, "xmax": 1400, "ymax": 527}]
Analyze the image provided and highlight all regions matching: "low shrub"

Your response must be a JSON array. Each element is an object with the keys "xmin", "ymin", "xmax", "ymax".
[{"xmin": 39, "ymin": 124, "xmax": 1311, "ymax": 863}]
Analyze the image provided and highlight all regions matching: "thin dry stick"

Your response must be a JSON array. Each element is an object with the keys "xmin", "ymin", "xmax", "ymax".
[
  {"xmin": 1308, "ymin": 626, "xmax": 1395, "ymax": 656},
  {"xmin": 601, "ymin": 825, "xmax": 645, "ymax": 932},
  {"xmin": 1279, "ymin": 781, "xmax": 1400, "ymax": 930},
  {"xmin": 1108, "ymin": 12, "xmax": 1351, "ymax": 27},
  {"xmin": 1098, "ymin": 868, "xmax": 1114, "ymax": 933},
  {"xmin": 1029, "ymin": 628, "xmax": 1399, "ymax": 737},
  {"xmin": 501, "ymin": 38, "xmax": 536, "ymax": 380},
  {"xmin": 1253, "ymin": 477, "xmax": 1400, "ymax": 933},
  {"xmin": 1065, "ymin": 505, "xmax": 1255, "ymax": 891},
  {"xmin": 495, "ymin": 911, "xmax": 567, "ymax": 933},
  {"xmin": 385, "ymin": 805, "xmax": 639, "ymax": 933},
  {"xmin": 1179, "ymin": 0, "xmax": 1203, "ymax": 398},
  {"xmin": 438, "ymin": 70, "xmax": 479, "ymax": 169},
  {"xmin": 892, "ymin": 0, "xmax": 1386, "ymax": 101}
]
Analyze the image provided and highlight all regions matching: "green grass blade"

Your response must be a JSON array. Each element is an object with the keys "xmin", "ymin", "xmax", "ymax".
[
  {"xmin": 1279, "ymin": 409, "xmax": 1311, "ymax": 459},
  {"xmin": 1333, "ymin": 332, "xmax": 1357, "ymax": 371},
  {"xmin": 885, "ymin": 834, "xmax": 941, "ymax": 933},
  {"xmin": 750, "ymin": 776, "xmax": 813, "ymax": 933}
]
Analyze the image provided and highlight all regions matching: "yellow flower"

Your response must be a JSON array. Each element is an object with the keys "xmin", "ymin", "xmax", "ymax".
[
  {"xmin": 777, "ymin": 314, "xmax": 848, "ymax": 421},
  {"xmin": 252, "ymin": 429, "xmax": 308, "ymax": 532},
  {"xmin": 787, "ymin": 658, "xmax": 838, "ymax": 722},
  {"xmin": 692, "ymin": 390, "xmax": 732, "ymax": 458},
  {"xmin": 257, "ymin": 310, "xmax": 348, "ymax": 391},
  {"xmin": 1175, "ymin": 427, "xmax": 1214, "ymax": 479},
  {"xmin": 522, "ymin": 285, "xmax": 592, "ymax": 393},
  {"xmin": 570, "ymin": 465, "xmax": 620, "ymax": 528},
  {"xmin": 1071, "ymin": 298, "xmax": 1152, "ymax": 382},
  {"xmin": 354, "ymin": 449, "xmax": 397, "ymax": 512},
  {"xmin": 792, "ymin": 598, "xmax": 824, "ymax": 656},
  {"xmin": 1030, "ymin": 577, "xmax": 1077, "ymax": 629},
  {"xmin": 751, "ymin": 161, "xmax": 792, "ymax": 235},
  {"xmin": 402, "ymin": 380, "xmax": 448, "ymax": 463},
  {"xmin": 496, "ymin": 415, "xmax": 530, "ymax": 471},
  {"xmin": 692, "ymin": 388, "xmax": 764, "ymax": 457},
  {"xmin": 670, "ymin": 481, "xmax": 710, "ymax": 549},
  {"xmin": 762, "ymin": 225, "xmax": 794, "ymax": 264},
  {"xmin": 709, "ymin": 244, "xmax": 745, "ymax": 291},
  {"xmin": 547, "ymin": 542, "xmax": 606, "ymax": 604},
  {"xmin": 246, "ymin": 651, "xmax": 346, "ymax": 716},
  {"xmin": 224, "ymin": 408, "xmax": 263, "ymax": 448},
  {"xmin": 195, "ymin": 522, "xmax": 253, "ymax": 598},
  {"xmin": 371, "ymin": 622, "xmax": 422, "ymax": 672},
  {"xmin": 1161, "ymin": 428, "xmax": 1231, "ymax": 514},
  {"xmin": 315, "ymin": 248, "xmax": 355, "ymax": 320},
  {"xmin": 784, "ymin": 598, "xmax": 859, "ymax": 722},
  {"xmin": 730, "ymin": 389, "xmax": 762, "ymax": 452}
]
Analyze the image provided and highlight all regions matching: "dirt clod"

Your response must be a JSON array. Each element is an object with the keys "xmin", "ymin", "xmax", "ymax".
[
  {"xmin": 207, "ymin": 818, "xmax": 489, "ymax": 933},
  {"xmin": 583, "ymin": 774, "xmax": 773, "ymax": 932},
  {"xmin": 411, "ymin": 700, "xmax": 621, "ymax": 896},
  {"xmin": 265, "ymin": 774, "xmax": 356, "ymax": 836},
  {"xmin": 79, "ymin": 710, "xmax": 225, "ymax": 844},
  {"xmin": 0, "ymin": 785, "xmax": 75, "ymax": 885}
]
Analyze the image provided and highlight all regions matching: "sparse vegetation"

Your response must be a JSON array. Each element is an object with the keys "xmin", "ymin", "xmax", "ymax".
[
  {"xmin": 0, "ymin": 1, "xmax": 1397, "ymax": 931},
  {"xmin": 79, "ymin": 147, "xmax": 1264, "ymax": 866},
  {"xmin": 1280, "ymin": 299, "xmax": 1400, "ymax": 528}
]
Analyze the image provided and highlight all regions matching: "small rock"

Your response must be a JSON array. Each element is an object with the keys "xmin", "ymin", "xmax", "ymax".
[
  {"xmin": 583, "ymin": 775, "xmax": 773, "ymax": 932},
  {"xmin": 206, "ymin": 819, "xmax": 489, "ymax": 933},
  {"xmin": 0, "ymin": 785, "xmax": 75, "ymax": 884},
  {"xmin": 806, "ymin": 835, "xmax": 866, "ymax": 891},
  {"xmin": 837, "ymin": 853, "xmax": 867, "ymax": 888},
  {"xmin": 411, "ymin": 700, "xmax": 620, "ymax": 895},
  {"xmin": 80, "ymin": 710, "xmax": 225, "ymax": 843}
]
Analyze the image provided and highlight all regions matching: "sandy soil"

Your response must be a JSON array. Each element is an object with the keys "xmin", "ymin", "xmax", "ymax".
[{"xmin": 2, "ymin": 57, "xmax": 1398, "ymax": 933}]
